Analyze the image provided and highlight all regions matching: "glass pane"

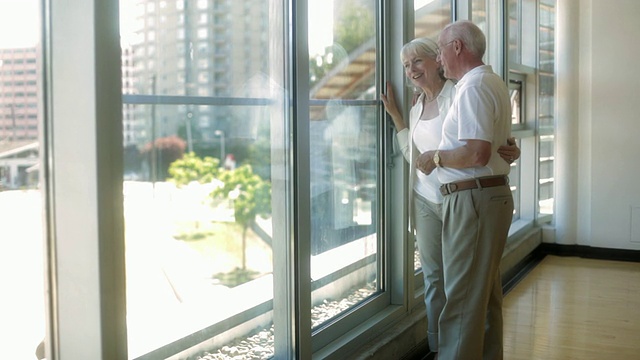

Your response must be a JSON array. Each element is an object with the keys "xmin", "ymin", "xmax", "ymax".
[
  {"xmin": 539, "ymin": 0, "xmax": 555, "ymax": 217},
  {"xmin": 308, "ymin": 0, "xmax": 380, "ymax": 330},
  {"xmin": 413, "ymin": 0, "xmax": 452, "ymax": 273},
  {"xmin": 415, "ymin": 0, "xmax": 452, "ymax": 40},
  {"xmin": 509, "ymin": 140, "xmax": 522, "ymax": 221},
  {"xmin": 471, "ymin": 0, "xmax": 488, "ymax": 38},
  {"xmin": 510, "ymin": 84, "xmax": 522, "ymax": 125},
  {"xmin": 0, "ymin": 0, "xmax": 46, "ymax": 358},
  {"xmin": 539, "ymin": 135, "xmax": 554, "ymax": 215},
  {"xmin": 508, "ymin": 0, "xmax": 521, "ymax": 64},
  {"xmin": 472, "ymin": 0, "xmax": 503, "ymax": 75},
  {"xmin": 121, "ymin": 1, "xmax": 284, "ymax": 358},
  {"xmin": 508, "ymin": 76, "xmax": 522, "ymax": 220}
]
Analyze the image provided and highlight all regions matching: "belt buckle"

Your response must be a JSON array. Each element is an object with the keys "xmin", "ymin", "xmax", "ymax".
[{"xmin": 445, "ymin": 182, "xmax": 458, "ymax": 195}]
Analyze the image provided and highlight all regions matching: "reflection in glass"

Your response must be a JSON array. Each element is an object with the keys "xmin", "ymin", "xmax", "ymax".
[
  {"xmin": 121, "ymin": 1, "xmax": 282, "ymax": 358},
  {"xmin": 413, "ymin": 0, "xmax": 452, "ymax": 273},
  {"xmin": 471, "ymin": 0, "xmax": 488, "ymax": 34},
  {"xmin": 308, "ymin": 0, "xmax": 380, "ymax": 330},
  {"xmin": 414, "ymin": 0, "xmax": 452, "ymax": 40},
  {"xmin": 508, "ymin": 0, "xmax": 521, "ymax": 64},
  {"xmin": 538, "ymin": 0, "xmax": 556, "ymax": 216}
]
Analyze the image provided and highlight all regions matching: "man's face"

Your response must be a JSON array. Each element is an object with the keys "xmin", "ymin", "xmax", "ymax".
[{"xmin": 436, "ymin": 35, "xmax": 456, "ymax": 80}]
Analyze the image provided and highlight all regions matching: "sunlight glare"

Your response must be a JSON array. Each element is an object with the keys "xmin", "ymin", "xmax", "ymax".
[
  {"xmin": 0, "ymin": 0, "xmax": 39, "ymax": 49},
  {"xmin": 308, "ymin": 0, "xmax": 333, "ymax": 56}
]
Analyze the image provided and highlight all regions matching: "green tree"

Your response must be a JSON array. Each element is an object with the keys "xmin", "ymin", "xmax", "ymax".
[
  {"xmin": 167, "ymin": 152, "xmax": 220, "ymax": 187},
  {"xmin": 211, "ymin": 164, "xmax": 271, "ymax": 270},
  {"xmin": 334, "ymin": 4, "xmax": 374, "ymax": 54}
]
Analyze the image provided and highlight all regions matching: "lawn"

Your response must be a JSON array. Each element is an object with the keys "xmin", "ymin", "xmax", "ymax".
[{"xmin": 172, "ymin": 220, "xmax": 272, "ymax": 287}]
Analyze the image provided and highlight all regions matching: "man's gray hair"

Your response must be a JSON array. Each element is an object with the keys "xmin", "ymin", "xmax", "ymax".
[{"xmin": 443, "ymin": 20, "xmax": 486, "ymax": 58}]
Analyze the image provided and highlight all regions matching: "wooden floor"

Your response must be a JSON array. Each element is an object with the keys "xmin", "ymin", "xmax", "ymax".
[{"xmin": 503, "ymin": 255, "xmax": 640, "ymax": 360}]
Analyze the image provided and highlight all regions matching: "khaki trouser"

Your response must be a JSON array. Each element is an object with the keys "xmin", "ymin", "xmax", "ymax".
[
  {"xmin": 438, "ymin": 185, "xmax": 514, "ymax": 360},
  {"xmin": 414, "ymin": 193, "xmax": 445, "ymax": 352}
]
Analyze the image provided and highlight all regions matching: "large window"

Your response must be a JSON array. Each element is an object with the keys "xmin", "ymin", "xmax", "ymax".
[
  {"xmin": 308, "ymin": 0, "xmax": 382, "ymax": 337},
  {"xmin": 26, "ymin": 0, "xmax": 558, "ymax": 359},
  {"xmin": 538, "ymin": 0, "xmax": 556, "ymax": 218},
  {"xmin": 121, "ymin": 0, "xmax": 286, "ymax": 358},
  {"xmin": 119, "ymin": 0, "xmax": 384, "ymax": 358},
  {"xmin": 505, "ymin": 0, "xmax": 556, "ymax": 226}
]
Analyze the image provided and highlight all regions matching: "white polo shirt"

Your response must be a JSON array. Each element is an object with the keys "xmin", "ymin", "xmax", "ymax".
[{"xmin": 436, "ymin": 65, "xmax": 512, "ymax": 184}]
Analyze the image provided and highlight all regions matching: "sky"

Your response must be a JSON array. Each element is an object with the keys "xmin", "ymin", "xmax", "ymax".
[{"xmin": 0, "ymin": 0, "xmax": 39, "ymax": 49}]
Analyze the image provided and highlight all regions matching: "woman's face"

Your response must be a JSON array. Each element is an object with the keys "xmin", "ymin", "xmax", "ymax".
[{"xmin": 402, "ymin": 52, "xmax": 439, "ymax": 89}]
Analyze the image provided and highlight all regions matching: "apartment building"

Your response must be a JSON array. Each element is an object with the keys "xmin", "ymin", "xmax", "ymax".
[{"xmin": 0, "ymin": 47, "xmax": 38, "ymax": 188}]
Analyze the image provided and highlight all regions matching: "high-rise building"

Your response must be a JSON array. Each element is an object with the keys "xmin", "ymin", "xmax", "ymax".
[
  {"xmin": 0, "ymin": 47, "xmax": 38, "ymax": 144},
  {"xmin": 0, "ymin": 47, "xmax": 39, "ymax": 188},
  {"xmin": 122, "ymin": 44, "xmax": 142, "ymax": 147},
  {"xmin": 128, "ymin": 0, "xmax": 269, "ymax": 150}
]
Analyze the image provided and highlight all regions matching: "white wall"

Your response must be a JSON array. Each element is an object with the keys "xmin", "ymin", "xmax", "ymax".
[{"xmin": 569, "ymin": 0, "xmax": 640, "ymax": 250}]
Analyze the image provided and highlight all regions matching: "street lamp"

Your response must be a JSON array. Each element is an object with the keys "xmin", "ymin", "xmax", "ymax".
[
  {"xmin": 186, "ymin": 111, "xmax": 194, "ymax": 153},
  {"xmin": 214, "ymin": 130, "xmax": 225, "ymax": 161}
]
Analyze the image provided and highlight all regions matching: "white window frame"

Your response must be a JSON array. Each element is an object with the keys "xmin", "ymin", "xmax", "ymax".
[{"xmin": 44, "ymin": 0, "xmax": 127, "ymax": 357}]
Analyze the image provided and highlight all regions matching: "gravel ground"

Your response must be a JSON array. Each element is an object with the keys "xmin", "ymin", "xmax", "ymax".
[{"xmin": 196, "ymin": 282, "xmax": 377, "ymax": 360}]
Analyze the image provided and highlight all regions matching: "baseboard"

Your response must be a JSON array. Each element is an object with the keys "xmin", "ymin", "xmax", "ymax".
[{"xmin": 539, "ymin": 243, "xmax": 640, "ymax": 263}]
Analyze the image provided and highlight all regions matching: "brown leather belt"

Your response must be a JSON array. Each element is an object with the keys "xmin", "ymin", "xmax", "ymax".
[{"xmin": 440, "ymin": 175, "xmax": 509, "ymax": 196}]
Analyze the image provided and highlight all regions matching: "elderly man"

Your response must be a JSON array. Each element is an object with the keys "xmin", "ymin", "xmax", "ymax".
[{"xmin": 415, "ymin": 20, "xmax": 514, "ymax": 360}]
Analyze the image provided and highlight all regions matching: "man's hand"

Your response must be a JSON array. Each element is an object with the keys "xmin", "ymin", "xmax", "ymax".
[{"xmin": 416, "ymin": 150, "xmax": 438, "ymax": 175}]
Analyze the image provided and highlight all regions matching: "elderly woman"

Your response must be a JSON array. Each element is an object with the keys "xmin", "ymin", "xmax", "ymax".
[{"xmin": 381, "ymin": 36, "xmax": 519, "ymax": 357}]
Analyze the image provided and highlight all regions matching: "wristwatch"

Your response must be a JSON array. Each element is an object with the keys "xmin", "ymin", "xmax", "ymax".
[{"xmin": 433, "ymin": 150, "xmax": 442, "ymax": 167}]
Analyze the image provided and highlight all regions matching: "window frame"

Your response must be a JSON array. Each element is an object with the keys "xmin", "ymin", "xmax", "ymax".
[{"xmin": 43, "ymin": 0, "xmax": 127, "ymax": 358}]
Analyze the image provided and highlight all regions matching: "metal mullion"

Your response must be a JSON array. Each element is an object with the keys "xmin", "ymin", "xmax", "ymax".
[
  {"xmin": 45, "ymin": 0, "xmax": 126, "ymax": 358},
  {"xmin": 272, "ymin": 0, "xmax": 296, "ymax": 359},
  {"xmin": 291, "ymin": 0, "xmax": 312, "ymax": 358}
]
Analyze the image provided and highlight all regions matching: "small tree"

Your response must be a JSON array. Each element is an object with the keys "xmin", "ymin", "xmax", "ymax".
[
  {"xmin": 168, "ymin": 152, "xmax": 220, "ymax": 187},
  {"xmin": 211, "ymin": 164, "xmax": 271, "ymax": 270}
]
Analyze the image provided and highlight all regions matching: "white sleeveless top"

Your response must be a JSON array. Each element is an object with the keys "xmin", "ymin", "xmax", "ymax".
[{"xmin": 412, "ymin": 113, "xmax": 444, "ymax": 203}]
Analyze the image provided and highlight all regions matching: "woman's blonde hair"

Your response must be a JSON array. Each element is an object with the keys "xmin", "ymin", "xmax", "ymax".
[{"xmin": 401, "ymin": 37, "xmax": 439, "ymax": 62}]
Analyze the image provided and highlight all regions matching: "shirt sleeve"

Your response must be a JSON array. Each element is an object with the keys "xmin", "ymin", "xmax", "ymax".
[
  {"xmin": 395, "ymin": 128, "xmax": 411, "ymax": 162},
  {"xmin": 456, "ymin": 84, "xmax": 495, "ymax": 142}
]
